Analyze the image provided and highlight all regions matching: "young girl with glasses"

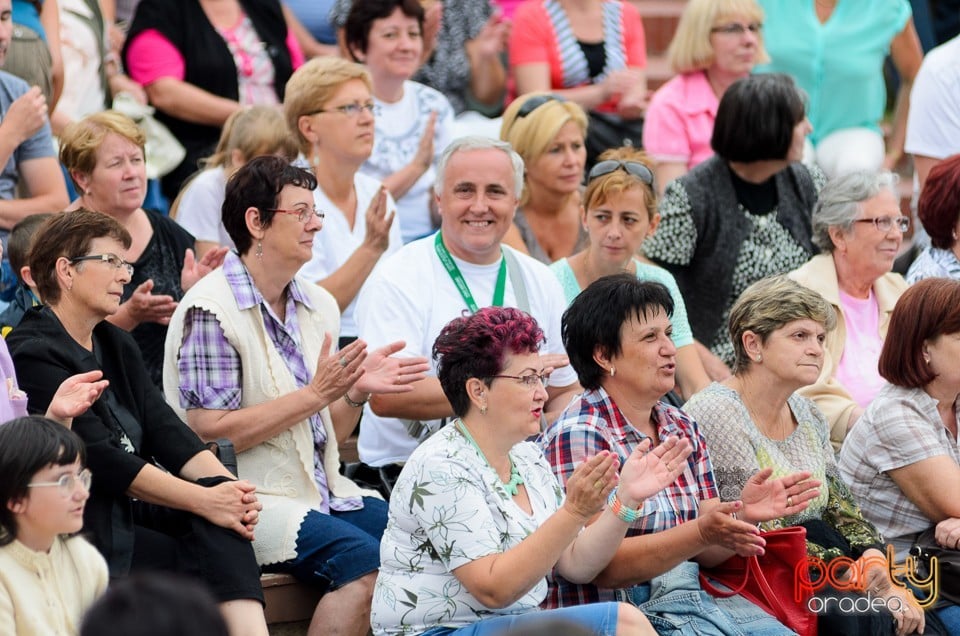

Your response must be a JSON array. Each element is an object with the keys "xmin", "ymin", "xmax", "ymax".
[{"xmin": 0, "ymin": 416, "xmax": 108, "ymax": 636}]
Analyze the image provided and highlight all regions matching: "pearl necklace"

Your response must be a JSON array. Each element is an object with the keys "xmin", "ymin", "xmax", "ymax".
[{"xmin": 455, "ymin": 419, "xmax": 524, "ymax": 496}]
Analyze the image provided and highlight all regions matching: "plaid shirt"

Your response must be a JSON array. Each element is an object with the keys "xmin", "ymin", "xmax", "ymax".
[
  {"xmin": 539, "ymin": 387, "xmax": 718, "ymax": 608},
  {"xmin": 177, "ymin": 252, "xmax": 361, "ymax": 513}
]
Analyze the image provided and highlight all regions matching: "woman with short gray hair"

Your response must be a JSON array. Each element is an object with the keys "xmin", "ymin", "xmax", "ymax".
[{"xmin": 789, "ymin": 170, "xmax": 908, "ymax": 450}]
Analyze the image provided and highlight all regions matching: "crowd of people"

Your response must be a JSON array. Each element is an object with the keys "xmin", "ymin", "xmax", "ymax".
[{"xmin": 1, "ymin": 0, "xmax": 960, "ymax": 635}]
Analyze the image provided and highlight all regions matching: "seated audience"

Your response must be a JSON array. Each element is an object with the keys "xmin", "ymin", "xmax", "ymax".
[
  {"xmin": 122, "ymin": 0, "xmax": 302, "ymax": 200},
  {"xmin": 685, "ymin": 276, "xmax": 922, "ymax": 635},
  {"xmin": 372, "ymin": 306, "xmax": 675, "ymax": 635},
  {"xmin": 838, "ymin": 277, "xmax": 960, "ymax": 631},
  {"xmin": 354, "ymin": 136, "xmax": 579, "ymax": 481},
  {"xmin": 7, "ymin": 209, "xmax": 270, "ymax": 636},
  {"xmin": 789, "ymin": 171, "xmax": 908, "ymax": 449},
  {"xmin": 907, "ymin": 153, "xmax": 960, "ymax": 282},
  {"xmin": 499, "ymin": 92, "xmax": 588, "ymax": 263},
  {"xmin": 59, "ymin": 111, "xmax": 227, "ymax": 387},
  {"xmin": 164, "ymin": 157, "xmax": 428, "ymax": 636},
  {"xmin": 550, "ymin": 146, "xmax": 709, "ymax": 400},
  {"xmin": 0, "ymin": 213, "xmax": 49, "ymax": 335},
  {"xmin": 644, "ymin": 0, "xmax": 767, "ymax": 194},
  {"xmin": 0, "ymin": 416, "xmax": 108, "ymax": 636},
  {"xmin": 344, "ymin": 0, "xmax": 454, "ymax": 243},
  {"xmin": 174, "ymin": 105, "xmax": 298, "ymax": 258},
  {"xmin": 541, "ymin": 274, "xmax": 819, "ymax": 631},
  {"xmin": 283, "ymin": 56, "xmax": 402, "ymax": 345},
  {"xmin": 643, "ymin": 73, "xmax": 821, "ymax": 381}
]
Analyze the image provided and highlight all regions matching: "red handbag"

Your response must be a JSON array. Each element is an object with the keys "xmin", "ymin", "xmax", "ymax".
[{"xmin": 699, "ymin": 526, "xmax": 817, "ymax": 636}]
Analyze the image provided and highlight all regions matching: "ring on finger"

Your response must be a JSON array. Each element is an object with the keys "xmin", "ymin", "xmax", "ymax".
[
  {"xmin": 593, "ymin": 479, "xmax": 604, "ymax": 490},
  {"xmin": 338, "ymin": 357, "xmax": 348, "ymax": 368},
  {"xmin": 787, "ymin": 496, "xmax": 793, "ymax": 507}
]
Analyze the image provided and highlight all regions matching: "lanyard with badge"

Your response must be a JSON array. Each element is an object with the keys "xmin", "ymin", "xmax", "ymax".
[{"xmin": 434, "ymin": 232, "xmax": 506, "ymax": 313}]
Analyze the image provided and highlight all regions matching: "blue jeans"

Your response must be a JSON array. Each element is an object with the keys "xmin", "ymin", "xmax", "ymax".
[
  {"xmin": 936, "ymin": 604, "xmax": 960, "ymax": 635},
  {"xmin": 264, "ymin": 496, "xmax": 387, "ymax": 594},
  {"xmin": 623, "ymin": 562, "xmax": 795, "ymax": 636},
  {"xmin": 420, "ymin": 602, "xmax": 620, "ymax": 636}
]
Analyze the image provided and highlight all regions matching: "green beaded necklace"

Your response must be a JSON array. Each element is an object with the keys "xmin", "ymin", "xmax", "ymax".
[{"xmin": 455, "ymin": 418, "xmax": 524, "ymax": 496}]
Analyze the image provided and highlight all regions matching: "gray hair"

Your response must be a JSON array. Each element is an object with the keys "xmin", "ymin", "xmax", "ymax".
[
  {"xmin": 435, "ymin": 136, "xmax": 525, "ymax": 197},
  {"xmin": 812, "ymin": 170, "xmax": 900, "ymax": 252}
]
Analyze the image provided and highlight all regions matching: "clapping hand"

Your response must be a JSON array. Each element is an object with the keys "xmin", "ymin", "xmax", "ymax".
[
  {"xmin": 354, "ymin": 340, "xmax": 430, "ymax": 396},
  {"xmin": 46, "ymin": 370, "xmax": 110, "ymax": 426},
  {"xmin": 181, "ymin": 246, "xmax": 229, "ymax": 292},
  {"xmin": 740, "ymin": 468, "xmax": 821, "ymax": 525},
  {"xmin": 617, "ymin": 435, "xmax": 692, "ymax": 507},
  {"xmin": 697, "ymin": 500, "xmax": 766, "ymax": 557},
  {"xmin": 563, "ymin": 451, "xmax": 619, "ymax": 521}
]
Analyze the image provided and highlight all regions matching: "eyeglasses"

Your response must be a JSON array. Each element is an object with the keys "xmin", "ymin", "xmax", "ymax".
[
  {"xmin": 710, "ymin": 22, "xmax": 763, "ymax": 36},
  {"xmin": 28, "ymin": 468, "xmax": 92, "ymax": 497},
  {"xmin": 517, "ymin": 94, "xmax": 566, "ymax": 119},
  {"xmin": 853, "ymin": 216, "xmax": 910, "ymax": 233},
  {"xmin": 587, "ymin": 160, "xmax": 655, "ymax": 187},
  {"xmin": 267, "ymin": 206, "xmax": 326, "ymax": 224},
  {"xmin": 307, "ymin": 102, "xmax": 379, "ymax": 118},
  {"xmin": 70, "ymin": 253, "xmax": 135, "ymax": 277},
  {"xmin": 489, "ymin": 371, "xmax": 551, "ymax": 388}
]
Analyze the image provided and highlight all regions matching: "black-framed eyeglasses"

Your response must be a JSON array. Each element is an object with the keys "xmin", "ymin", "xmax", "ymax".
[
  {"xmin": 267, "ymin": 206, "xmax": 326, "ymax": 224},
  {"xmin": 489, "ymin": 371, "xmax": 551, "ymax": 388},
  {"xmin": 517, "ymin": 94, "xmax": 566, "ymax": 119},
  {"xmin": 70, "ymin": 253, "xmax": 134, "ymax": 277},
  {"xmin": 587, "ymin": 160, "xmax": 655, "ymax": 187},
  {"xmin": 853, "ymin": 216, "xmax": 910, "ymax": 233},
  {"xmin": 28, "ymin": 468, "xmax": 92, "ymax": 497},
  {"xmin": 307, "ymin": 102, "xmax": 379, "ymax": 118},
  {"xmin": 710, "ymin": 22, "xmax": 763, "ymax": 36}
]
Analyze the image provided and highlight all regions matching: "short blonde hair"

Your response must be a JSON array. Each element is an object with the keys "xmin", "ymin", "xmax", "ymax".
[
  {"xmin": 283, "ymin": 57, "xmax": 373, "ymax": 154},
  {"xmin": 500, "ymin": 93, "xmax": 588, "ymax": 206},
  {"xmin": 204, "ymin": 106, "xmax": 298, "ymax": 170},
  {"xmin": 667, "ymin": 0, "xmax": 769, "ymax": 74},
  {"xmin": 59, "ymin": 111, "xmax": 146, "ymax": 190},
  {"xmin": 582, "ymin": 146, "xmax": 657, "ymax": 221}
]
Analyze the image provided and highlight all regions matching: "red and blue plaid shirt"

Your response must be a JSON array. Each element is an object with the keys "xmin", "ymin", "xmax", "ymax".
[{"xmin": 539, "ymin": 387, "xmax": 718, "ymax": 608}]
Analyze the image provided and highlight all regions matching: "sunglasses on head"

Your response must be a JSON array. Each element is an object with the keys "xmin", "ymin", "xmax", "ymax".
[
  {"xmin": 516, "ymin": 94, "xmax": 567, "ymax": 119},
  {"xmin": 587, "ymin": 160, "xmax": 655, "ymax": 187}
]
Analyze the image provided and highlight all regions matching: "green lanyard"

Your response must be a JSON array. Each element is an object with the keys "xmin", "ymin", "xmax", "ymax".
[{"xmin": 434, "ymin": 232, "xmax": 507, "ymax": 314}]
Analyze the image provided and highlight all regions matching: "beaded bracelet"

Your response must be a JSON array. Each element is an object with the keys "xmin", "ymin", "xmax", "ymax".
[
  {"xmin": 607, "ymin": 487, "xmax": 643, "ymax": 524},
  {"xmin": 343, "ymin": 392, "xmax": 370, "ymax": 408}
]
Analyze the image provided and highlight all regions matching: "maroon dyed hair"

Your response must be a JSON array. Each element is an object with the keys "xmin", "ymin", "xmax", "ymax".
[
  {"xmin": 918, "ymin": 154, "xmax": 960, "ymax": 249},
  {"xmin": 432, "ymin": 307, "xmax": 545, "ymax": 416},
  {"xmin": 879, "ymin": 278, "xmax": 960, "ymax": 388}
]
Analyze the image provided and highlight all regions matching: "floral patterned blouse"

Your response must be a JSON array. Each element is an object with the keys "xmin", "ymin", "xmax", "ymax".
[{"xmin": 371, "ymin": 422, "xmax": 566, "ymax": 635}]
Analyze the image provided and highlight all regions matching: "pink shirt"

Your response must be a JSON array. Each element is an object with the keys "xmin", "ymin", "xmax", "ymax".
[
  {"xmin": 835, "ymin": 289, "xmax": 886, "ymax": 409},
  {"xmin": 643, "ymin": 70, "xmax": 718, "ymax": 170}
]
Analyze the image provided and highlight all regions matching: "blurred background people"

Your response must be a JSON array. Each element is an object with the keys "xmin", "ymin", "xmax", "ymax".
[{"xmin": 907, "ymin": 153, "xmax": 960, "ymax": 282}]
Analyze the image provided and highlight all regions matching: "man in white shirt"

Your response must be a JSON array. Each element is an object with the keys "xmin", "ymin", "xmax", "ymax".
[{"xmin": 906, "ymin": 33, "xmax": 960, "ymax": 190}]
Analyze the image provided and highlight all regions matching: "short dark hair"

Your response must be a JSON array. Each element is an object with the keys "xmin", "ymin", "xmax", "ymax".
[
  {"xmin": 221, "ymin": 156, "xmax": 317, "ymax": 256},
  {"xmin": 9, "ymin": 213, "xmax": 52, "ymax": 285},
  {"xmin": 344, "ymin": 0, "xmax": 424, "ymax": 61},
  {"xmin": 562, "ymin": 274, "xmax": 674, "ymax": 390},
  {"xmin": 432, "ymin": 307, "xmax": 544, "ymax": 417},
  {"xmin": 80, "ymin": 573, "xmax": 228, "ymax": 636},
  {"xmin": 0, "ymin": 416, "xmax": 86, "ymax": 546},
  {"xmin": 711, "ymin": 73, "xmax": 806, "ymax": 162},
  {"xmin": 918, "ymin": 153, "xmax": 960, "ymax": 249},
  {"xmin": 879, "ymin": 278, "xmax": 960, "ymax": 388},
  {"xmin": 29, "ymin": 209, "xmax": 132, "ymax": 305}
]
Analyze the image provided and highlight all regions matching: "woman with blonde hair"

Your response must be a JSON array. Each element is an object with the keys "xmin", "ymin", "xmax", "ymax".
[
  {"xmin": 644, "ymin": 0, "xmax": 768, "ymax": 194},
  {"xmin": 174, "ymin": 106, "xmax": 299, "ymax": 258},
  {"xmin": 500, "ymin": 93, "xmax": 589, "ymax": 264},
  {"xmin": 284, "ymin": 56, "xmax": 402, "ymax": 345}
]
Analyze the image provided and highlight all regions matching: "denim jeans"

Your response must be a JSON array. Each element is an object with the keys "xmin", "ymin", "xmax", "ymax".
[
  {"xmin": 419, "ymin": 602, "xmax": 621, "ymax": 636},
  {"xmin": 621, "ymin": 561, "xmax": 796, "ymax": 636}
]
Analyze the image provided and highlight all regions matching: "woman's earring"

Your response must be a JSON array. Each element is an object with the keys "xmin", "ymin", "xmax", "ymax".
[
  {"xmin": 256, "ymin": 240, "xmax": 263, "ymax": 260},
  {"xmin": 480, "ymin": 403, "xmax": 487, "ymax": 415},
  {"xmin": 755, "ymin": 354, "xmax": 762, "ymax": 363},
  {"xmin": 609, "ymin": 366, "xmax": 616, "ymax": 377}
]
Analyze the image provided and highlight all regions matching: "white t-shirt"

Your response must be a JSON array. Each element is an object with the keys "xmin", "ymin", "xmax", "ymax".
[
  {"xmin": 362, "ymin": 80, "xmax": 454, "ymax": 243},
  {"xmin": 297, "ymin": 170, "xmax": 403, "ymax": 338},
  {"xmin": 905, "ymin": 34, "xmax": 960, "ymax": 160},
  {"xmin": 175, "ymin": 166, "xmax": 235, "ymax": 249},
  {"xmin": 354, "ymin": 235, "xmax": 577, "ymax": 466}
]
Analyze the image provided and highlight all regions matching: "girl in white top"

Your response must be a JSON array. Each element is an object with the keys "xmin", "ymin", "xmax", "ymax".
[{"xmin": 0, "ymin": 416, "xmax": 108, "ymax": 636}]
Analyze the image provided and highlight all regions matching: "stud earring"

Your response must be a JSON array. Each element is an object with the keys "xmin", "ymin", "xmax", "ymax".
[
  {"xmin": 756, "ymin": 354, "xmax": 762, "ymax": 362},
  {"xmin": 609, "ymin": 366, "xmax": 616, "ymax": 377}
]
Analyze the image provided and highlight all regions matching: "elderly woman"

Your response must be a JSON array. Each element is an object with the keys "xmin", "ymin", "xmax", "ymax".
[
  {"xmin": 163, "ymin": 156, "xmax": 428, "ymax": 636},
  {"xmin": 344, "ymin": 0, "xmax": 454, "ymax": 244},
  {"xmin": 499, "ymin": 93, "xmax": 588, "ymax": 264},
  {"xmin": 6, "ymin": 209, "xmax": 269, "ymax": 636},
  {"xmin": 685, "ymin": 276, "xmax": 922, "ymax": 636},
  {"xmin": 59, "ymin": 111, "xmax": 227, "ymax": 387},
  {"xmin": 284, "ymin": 56, "xmax": 403, "ymax": 344},
  {"xmin": 907, "ymin": 153, "xmax": 960, "ymax": 283},
  {"xmin": 550, "ymin": 146, "xmax": 709, "ymax": 400},
  {"xmin": 542, "ymin": 274, "xmax": 820, "ymax": 632},
  {"xmin": 643, "ymin": 73, "xmax": 821, "ymax": 381},
  {"xmin": 788, "ymin": 171, "xmax": 909, "ymax": 449},
  {"xmin": 372, "ymin": 306, "xmax": 689, "ymax": 635},
  {"xmin": 644, "ymin": 0, "xmax": 768, "ymax": 194},
  {"xmin": 838, "ymin": 278, "xmax": 960, "ymax": 632}
]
